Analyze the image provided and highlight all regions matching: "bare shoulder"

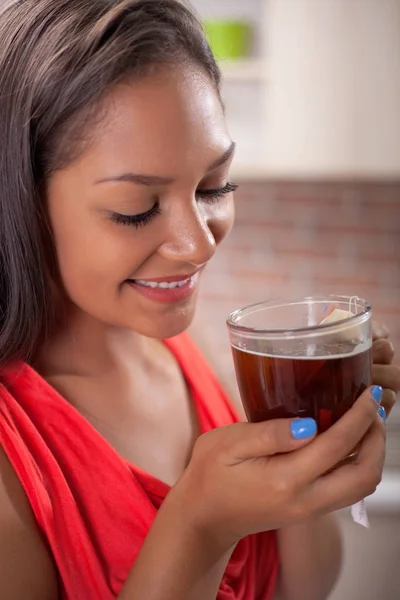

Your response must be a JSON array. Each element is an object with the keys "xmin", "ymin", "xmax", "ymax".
[{"xmin": 0, "ymin": 445, "xmax": 59, "ymax": 600}]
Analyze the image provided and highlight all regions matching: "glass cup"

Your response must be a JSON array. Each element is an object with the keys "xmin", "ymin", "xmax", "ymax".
[{"xmin": 227, "ymin": 295, "xmax": 372, "ymax": 432}]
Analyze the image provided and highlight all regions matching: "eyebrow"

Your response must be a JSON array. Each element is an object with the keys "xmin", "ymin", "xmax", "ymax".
[
  {"xmin": 95, "ymin": 141, "xmax": 236, "ymax": 186},
  {"xmin": 208, "ymin": 141, "xmax": 236, "ymax": 171}
]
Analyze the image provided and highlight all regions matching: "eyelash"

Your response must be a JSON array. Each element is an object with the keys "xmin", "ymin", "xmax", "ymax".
[
  {"xmin": 196, "ymin": 182, "xmax": 239, "ymax": 203},
  {"xmin": 109, "ymin": 204, "xmax": 161, "ymax": 228},
  {"xmin": 109, "ymin": 182, "xmax": 239, "ymax": 228}
]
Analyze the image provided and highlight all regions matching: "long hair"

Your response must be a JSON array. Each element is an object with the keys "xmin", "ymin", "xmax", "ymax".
[{"xmin": 0, "ymin": 0, "xmax": 220, "ymax": 367}]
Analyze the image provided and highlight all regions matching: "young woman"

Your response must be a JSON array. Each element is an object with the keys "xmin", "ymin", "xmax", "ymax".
[{"xmin": 0, "ymin": 1, "xmax": 398, "ymax": 599}]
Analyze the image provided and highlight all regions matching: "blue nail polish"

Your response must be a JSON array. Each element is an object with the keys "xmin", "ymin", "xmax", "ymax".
[
  {"xmin": 371, "ymin": 385, "xmax": 383, "ymax": 403},
  {"xmin": 291, "ymin": 418, "xmax": 317, "ymax": 440},
  {"xmin": 323, "ymin": 304, "xmax": 329, "ymax": 313},
  {"xmin": 378, "ymin": 406, "xmax": 387, "ymax": 422}
]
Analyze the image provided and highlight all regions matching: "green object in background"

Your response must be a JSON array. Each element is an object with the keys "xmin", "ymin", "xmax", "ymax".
[{"xmin": 204, "ymin": 20, "xmax": 251, "ymax": 60}]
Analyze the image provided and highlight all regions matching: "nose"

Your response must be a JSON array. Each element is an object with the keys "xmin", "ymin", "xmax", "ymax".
[{"xmin": 159, "ymin": 203, "xmax": 217, "ymax": 267}]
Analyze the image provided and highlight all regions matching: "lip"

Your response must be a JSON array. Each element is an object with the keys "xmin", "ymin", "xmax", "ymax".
[
  {"xmin": 126, "ymin": 272, "xmax": 199, "ymax": 304},
  {"xmin": 132, "ymin": 271, "xmax": 198, "ymax": 284}
]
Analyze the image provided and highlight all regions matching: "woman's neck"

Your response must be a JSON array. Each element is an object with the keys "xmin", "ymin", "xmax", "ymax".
[{"xmin": 34, "ymin": 304, "xmax": 163, "ymax": 379}]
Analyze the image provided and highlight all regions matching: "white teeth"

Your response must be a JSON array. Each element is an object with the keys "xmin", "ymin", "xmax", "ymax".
[{"xmin": 133, "ymin": 277, "xmax": 192, "ymax": 289}]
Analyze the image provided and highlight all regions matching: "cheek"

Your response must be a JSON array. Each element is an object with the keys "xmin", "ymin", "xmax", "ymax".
[
  {"xmin": 208, "ymin": 198, "xmax": 235, "ymax": 244},
  {"xmin": 51, "ymin": 214, "xmax": 152, "ymax": 299}
]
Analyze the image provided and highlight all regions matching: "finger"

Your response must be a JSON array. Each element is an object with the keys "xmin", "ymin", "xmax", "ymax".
[
  {"xmin": 305, "ymin": 419, "xmax": 386, "ymax": 514},
  {"xmin": 380, "ymin": 389, "xmax": 397, "ymax": 417},
  {"xmin": 372, "ymin": 321, "xmax": 390, "ymax": 341},
  {"xmin": 288, "ymin": 386, "xmax": 382, "ymax": 482},
  {"xmin": 372, "ymin": 339, "xmax": 395, "ymax": 365},
  {"xmin": 372, "ymin": 364, "xmax": 400, "ymax": 394},
  {"xmin": 222, "ymin": 418, "xmax": 317, "ymax": 462}
]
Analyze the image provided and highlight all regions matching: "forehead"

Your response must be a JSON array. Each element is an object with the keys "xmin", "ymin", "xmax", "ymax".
[{"xmin": 81, "ymin": 65, "xmax": 229, "ymax": 178}]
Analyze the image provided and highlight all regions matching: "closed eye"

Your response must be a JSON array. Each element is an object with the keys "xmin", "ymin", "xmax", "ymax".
[
  {"xmin": 107, "ymin": 203, "xmax": 161, "ymax": 228},
  {"xmin": 196, "ymin": 182, "xmax": 238, "ymax": 203}
]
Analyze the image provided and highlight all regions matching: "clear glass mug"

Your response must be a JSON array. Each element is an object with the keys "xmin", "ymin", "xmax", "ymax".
[{"xmin": 227, "ymin": 295, "xmax": 372, "ymax": 432}]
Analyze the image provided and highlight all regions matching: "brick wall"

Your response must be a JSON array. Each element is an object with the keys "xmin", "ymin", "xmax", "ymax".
[{"xmin": 191, "ymin": 180, "xmax": 400, "ymax": 465}]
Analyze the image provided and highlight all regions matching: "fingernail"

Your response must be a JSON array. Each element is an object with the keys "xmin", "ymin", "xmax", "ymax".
[
  {"xmin": 371, "ymin": 385, "xmax": 383, "ymax": 403},
  {"xmin": 291, "ymin": 418, "xmax": 317, "ymax": 440},
  {"xmin": 378, "ymin": 406, "xmax": 387, "ymax": 422}
]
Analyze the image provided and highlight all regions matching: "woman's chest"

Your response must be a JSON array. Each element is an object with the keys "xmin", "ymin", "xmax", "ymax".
[
  {"xmin": 48, "ymin": 366, "xmax": 201, "ymax": 487},
  {"xmin": 94, "ymin": 392, "xmax": 200, "ymax": 486}
]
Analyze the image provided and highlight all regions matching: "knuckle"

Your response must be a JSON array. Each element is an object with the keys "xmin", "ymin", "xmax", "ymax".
[
  {"xmin": 261, "ymin": 422, "xmax": 280, "ymax": 449},
  {"xmin": 373, "ymin": 322, "xmax": 389, "ymax": 339},
  {"xmin": 392, "ymin": 365, "xmax": 400, "ymax": 392},
  {"xmin": 327, "ymin": 431, "xmax": 349, "ymax": 457},
  {"xmin": 365, "ymin": 395, "xmax": 379, "ymax": 418},
  {"xmin": 270, "ymin": 475, "xmax": 292, "ymax": 500},
  {"xmin": 290, "ymin": 501, "xmax": 311, "ymax": 523},
  {"xmin": 257, "ymin": 420, "xmax": 290, "ymax": 454},
  {"xmin": 385, "ymin": 341, "xmax": 396, "ymax": 361},
  {"xmin": 374, "ymin": 338, "xmax": 395, "ymax": 360},
  {"xmin": 363, "ymin": 480, "xmax": 377, "ymax": 498},
  {"xmin": 193, "ymin": 428, "xmax": 221, "ymax": 457},
  {"xmin": 359, "ymin": 466, "xmax": 382, "ymax": 497},
  {"xmin": 378, "ymin": 419, "xmax": 387, "ymax": 441},
  {"xmin": 364, "ymin": 481, "xmax": 378, "ymax": 497},
  {"xmin": 383, "ymin": 389, "xmax": 397, "ymax": 411},
  {"xmin": 370, "ymin": 465, "xmax": 383, "ymax": 489},
  {"xmin": 191, "ymin": 435, "xmax": 208, "ymax": 459},
  {"xmin": 375, "ymin": 420, "xmax": 387, "ymax": 445},
  {"xmin": 204, "ymin": 423, "xmax": 252, "ymax": 459}
]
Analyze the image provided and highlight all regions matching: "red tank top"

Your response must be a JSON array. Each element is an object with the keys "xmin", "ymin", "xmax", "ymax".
[{"xmin": 0, "ymin": 334, "xmax": 278, "ymax": 599}]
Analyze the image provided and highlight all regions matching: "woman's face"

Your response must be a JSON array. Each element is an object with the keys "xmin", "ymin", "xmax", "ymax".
[{"xmin": 46, "ymin": 66, "xmax": 235, "ymax": 340}]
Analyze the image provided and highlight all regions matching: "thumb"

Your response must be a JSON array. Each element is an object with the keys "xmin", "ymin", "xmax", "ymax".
[{"xmin": 226, "ymin": 418, "xmax": 318, "ymax": 462}]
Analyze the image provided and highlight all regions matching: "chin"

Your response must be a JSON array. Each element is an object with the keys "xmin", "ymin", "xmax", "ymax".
[{"xmin": 125, "ymin": 304, "xmax": 197, "ymax": 340}]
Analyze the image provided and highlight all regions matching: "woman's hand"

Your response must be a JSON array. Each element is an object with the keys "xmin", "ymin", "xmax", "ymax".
[
  {"xmin": 372, "ymin": 321, "xmax": 400, "ymax": 418},
  {"xmin": 175, "ymin": 385, "xmax": 385, "ymax": 550}
]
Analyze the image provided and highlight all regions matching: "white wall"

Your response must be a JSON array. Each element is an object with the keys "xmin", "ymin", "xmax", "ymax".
[{"xmin": 265, "ymin": 0, "xmax": 400, "ymax": 178}]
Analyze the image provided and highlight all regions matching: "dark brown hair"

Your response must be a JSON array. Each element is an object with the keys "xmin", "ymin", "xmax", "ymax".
[{"xmin": 0, "ymin": 0, "xmax": 220, "ymax": 367}]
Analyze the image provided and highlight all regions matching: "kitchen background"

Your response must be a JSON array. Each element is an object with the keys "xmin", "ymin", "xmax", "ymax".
[{"xmin": 189, "ymin": 1, "xmax": 400, "ymax": 599}]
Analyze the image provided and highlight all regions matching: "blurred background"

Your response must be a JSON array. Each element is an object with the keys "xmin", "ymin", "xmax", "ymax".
[{"xmin": 190, "ymin": 1, "xmax": 400, "ymax": 599}]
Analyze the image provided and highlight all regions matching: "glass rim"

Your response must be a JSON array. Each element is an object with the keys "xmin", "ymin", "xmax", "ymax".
[{"xmin": 227, "ymin": 295, "xmax": 372, "ymax": 337}]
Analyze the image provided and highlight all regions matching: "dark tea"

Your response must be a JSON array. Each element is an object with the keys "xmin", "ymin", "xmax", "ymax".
[{"xmin": 231, "ymin": 343, "xmax": 372, "ymax": 431}]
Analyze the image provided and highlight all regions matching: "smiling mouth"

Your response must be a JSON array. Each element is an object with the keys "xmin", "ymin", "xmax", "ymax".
[
  {"xmin": 131, "ymin": 276, "xmax": 194, "ymax": 290},
  {"xmin": 126, "ymin": 272, "xmax": 199, "ymax": 304}
]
